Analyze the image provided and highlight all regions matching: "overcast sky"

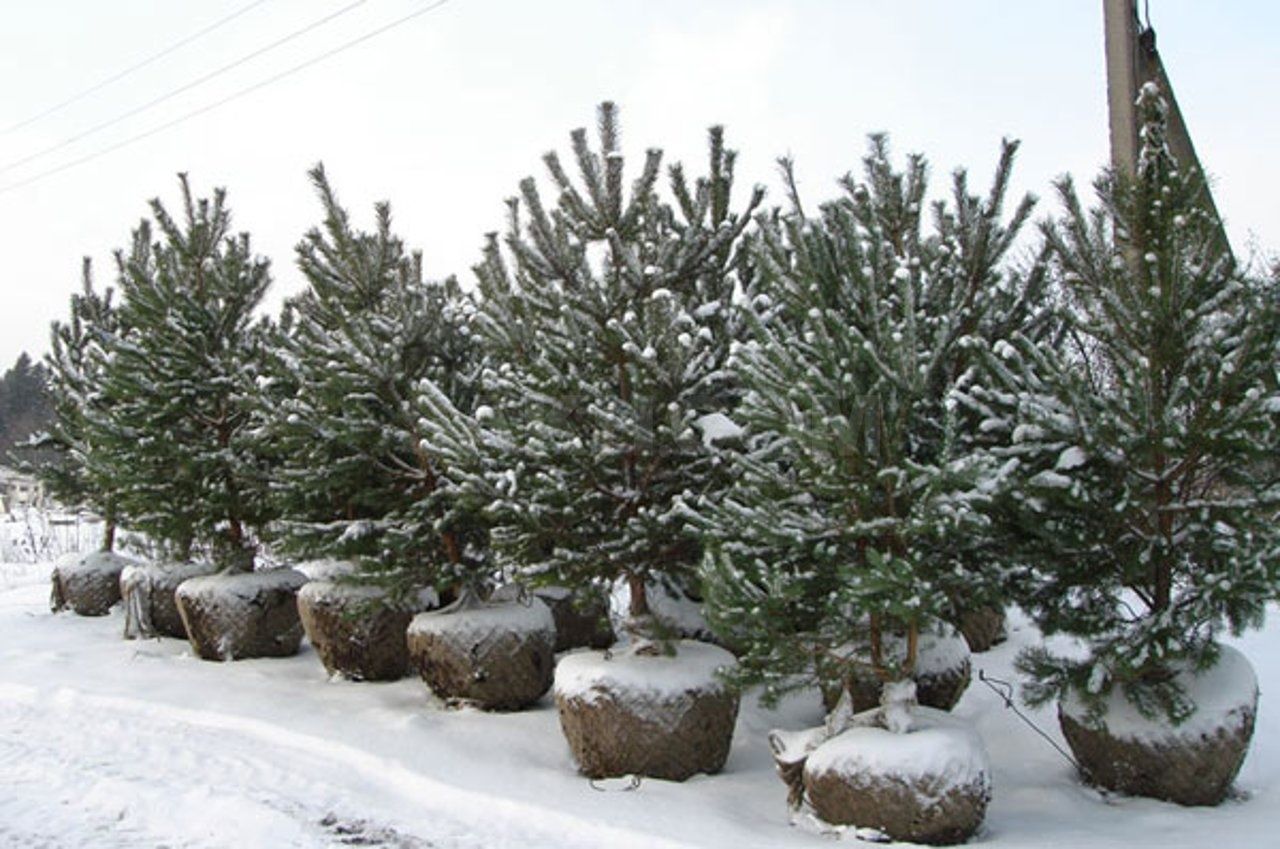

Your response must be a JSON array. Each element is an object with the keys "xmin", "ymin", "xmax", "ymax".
[{"xmin": 0, "ymin": 1, "xmax": 1276, "ymax": 369}]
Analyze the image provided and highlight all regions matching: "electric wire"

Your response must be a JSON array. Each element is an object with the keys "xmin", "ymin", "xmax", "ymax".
[
  {"xmin": 2, "ymin": 0, "xmax": 271, "ymax": 137},
  {"xmin": 0, "ymin": 0, "xmax": 454, "ymax": 198},
  {"xmin": 0, "ymin": 0, "xmax": 370, "ymax": 177}
]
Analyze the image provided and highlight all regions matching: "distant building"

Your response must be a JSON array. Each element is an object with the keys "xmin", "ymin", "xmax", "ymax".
[{"xmin": 0, "ymin": 466, "xmax": 45, "ymax": 512}]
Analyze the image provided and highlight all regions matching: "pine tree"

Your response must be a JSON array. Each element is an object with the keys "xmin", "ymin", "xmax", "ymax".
[
  {"xmin": 32, "ymin": 262, "xmax": 127, "ymax": 549},
  {"xmin": 261, "ymin": 165, "xmax": 486, "ymax": 597},
  {"xmin": 457, "ymin": 103, "xmax": 763, "ymax": 639},
  {"xmin": 959, "ymin": 84, "xmax": 1280, "ymax": 722},
  {"xmin": 699, "ymin": 138, "xmax": 1041, "ymax": 704},
  {"xmin": 97, "ymin": 175, "xmax": 274, "ymax": 570}
]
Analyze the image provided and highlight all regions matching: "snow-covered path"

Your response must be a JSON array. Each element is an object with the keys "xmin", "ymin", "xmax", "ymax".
[
  {"xmin": 0, "ymin": 563, "xmax": 723, "ymax": 849},
  {"xmin": 3, "ymin": 557, "xmax": 1280, "ymax": 848},
  {"xmin": 0, "ymin": 686, "xmax": 453, "ymax": 848}
]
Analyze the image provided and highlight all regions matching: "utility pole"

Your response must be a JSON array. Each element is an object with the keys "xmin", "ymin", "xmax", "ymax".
[
  {"xmin": 1102, "ymin": 0, "xmax": 1231, "ymax": 256},
  {"xmin": 1103, "ymin": 0, "xmax": 1141, "ymax": 180}
]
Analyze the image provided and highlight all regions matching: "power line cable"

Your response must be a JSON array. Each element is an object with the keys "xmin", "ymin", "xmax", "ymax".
[
  {"xmin": 0, "ymin": 0, "xmax": 369, "ymax": 177},
  {"xmin": 0, "ymin": 0, "xmax": 454, "ymax": 198},
  {"xmin": 2, "ymin": 0, "xmax": 272, "ymax": 137}
]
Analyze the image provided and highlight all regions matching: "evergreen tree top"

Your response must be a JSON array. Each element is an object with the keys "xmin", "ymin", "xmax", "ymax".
[
  {"xmin": 34, "ymin": 259, "xmax": 126, "ymax": 526},
  {"xmin": 700, "ymin": 135, "xmax": 1042, "ymax": 696},
  {"xmin": 265, "ymin": 165, "xmax": 486, "ymax": 597},
  {"xmin": 455, "ymin": 103, "xmax": 763, "ymax": 633},
  {"xmin": 957, "ymin": 85, "xmax": 1280, "ymax": 723},
  {"xmin": 97, "ymin": 175, "xmax": 275, "ymax": 569}
]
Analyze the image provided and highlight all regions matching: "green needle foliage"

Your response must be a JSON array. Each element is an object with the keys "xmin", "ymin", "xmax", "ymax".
[
  {"xmin": 261, "ymin": 165, "xmax": 486, "ymax": 597},
  {"xmin": 456, "ymin": 102, "xmax": 763, "ymax": 639},
  {"xmin": 97, "ymin": 175, "xmax": 274, "ymax": 571},
  {"xmin": 959, "ymin": 85, "xmax": 1280, "ymax": 723},
  {"xmin": 35, "ymin": 260, "xmax": 128, "ymax": 550},
  {"xmin": 700, "ymin": 138, "xmax": 1043, "ymax": 704}
]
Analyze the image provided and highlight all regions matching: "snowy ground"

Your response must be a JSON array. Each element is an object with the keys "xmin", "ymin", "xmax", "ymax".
[{"xmin": 2, "ymin": 559, "xmax": 1277, "ymax": 848}]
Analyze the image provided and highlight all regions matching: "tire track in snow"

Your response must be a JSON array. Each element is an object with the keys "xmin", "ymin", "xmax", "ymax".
[
  {"xmin": 0, "ymin": 694, "xmax": 439, "ymax": 848},
  {"xmin": 0, "ymin": 685, "xmax": 699, "ymax": 849}
]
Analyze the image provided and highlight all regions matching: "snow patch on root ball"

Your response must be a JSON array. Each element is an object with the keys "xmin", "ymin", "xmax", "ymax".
[
  {"xmin": 293, "ymin": 558, "xmax": 359, "ymax": 582},
  {"xmin": 1061, "ymin": 644, "xmax": 1259, "ymax": 745},
  {"xmin": 1057, "ymin": 645, "xmax": 1259, "ymax": 805},
  {"xmin": 555, "ymin": 641, "xmax": 736, "ymax": 710},
  {"xmin": 554, "ymin": 641, "xmax": 740, "ymax": 780},
  {"xmin": 408, "ymin": 596, "xmax": 555, "ymax": 645},
  {"xmin": 492, "ymin": 584, "xmax": 614, "ymax": 651},
  {"xmin": 296, "ymin": 579, "xmax": 438, "ymax": 611},
  {"xmin": 905, "ymin": 627, "xmax": 972, "ymax": 677},
  {"xmin": 406, "ymin": 597, "xmax": 557, "ymax": 710},
  {"xmin": 805, "ymin": 708, "xmax": 990, "ymax": 787},
  {"xmin": 178, "ymin": 569, "xmax": 309, "ymax": 602},
  {"xmin": 803, "ymin": 708, "xmax": 991, "ymax": 844},
  {"xmin": 824, "ymin": 625, "xmax": 972, "ymax": 713}
]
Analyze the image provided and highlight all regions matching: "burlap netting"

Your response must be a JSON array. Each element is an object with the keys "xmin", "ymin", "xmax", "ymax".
[
  {"xmin": 406, "ymin": 597, "xmax": 556, "ymax": 711},
  {"xmin": 555, "ymin": 641, "xmax": 739, "ymax": 781},
  {"xmin": 1056, "ymin": 645, "xmax": 1259, "ymax": 806},
  {"xmin": 50, "ymin": 552, "xmax": 134, "ymax": 616},
  {"xmin": 121, "ymin": 561, "xmax": 219, "ymax": 639},
  {"xmin": 298, "ymin": 581, "xmax": 436, "ymax": 681},
  {"xmin": 956, "ymin": 606, "xmax": 1006, "ymax": 654},
  {"xmin": 1059, "ymin": 705, "xmax": 1257, "ymax": 805},
  {"xmin": 798, "ymin": 707, "xmax": 991, "ymax": 845},
  {"xmin": 557, "ymin": 686, "xmax": 738, "ymax": 781},
  {"xmin": 805, "ymin": 763, "xmax": 989, "ymax": 845},
  {"xmin": 175, "ymin": 570, "xmax": 308, "ymax": 661}
]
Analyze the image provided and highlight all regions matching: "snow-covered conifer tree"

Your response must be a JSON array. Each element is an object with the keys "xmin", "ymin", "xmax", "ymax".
[
  {"xmin": 36, "ymin": 261, "xmax": 128, "ymax": 550},
  {"xmin": 98, "ymin": 176, "xmax": 274, "ymax": 571},
  {"xmin": 263, "ymin": 165, "xmax": 485, "ymax": 597},
  {"xmin": 466, "ymin": 102, "xmax": 763, "ymax": 640},
  {"xmin": 959, "ymin": 85, "xmax": 1280, "ymax": 722},
  {"xmin": 700, "ymin": 138, "xmax": 1042, "ymax": 704}
]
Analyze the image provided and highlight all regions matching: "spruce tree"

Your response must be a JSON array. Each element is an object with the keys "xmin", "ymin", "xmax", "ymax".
[
  {"xmin": 262, "ymin": 165, "xmax": 485, "ymax": 597},
  {"xmin": 457, "ymin": 103, "xmax": 762, "ymax": 639},
  {"xmin": 98, "ymin": 175, "xmax": 274, "ymax": 570},
  {"xmin": 33, "ymin": 261, "xmax": 127, "ymax": 549},
  {"xmin": 699, "ymin": 138, "xmax": 1040, "ymax": 704},
  {"xmin": 958, "ymin": 85, "xmax": 1280, "ymax": 722}
]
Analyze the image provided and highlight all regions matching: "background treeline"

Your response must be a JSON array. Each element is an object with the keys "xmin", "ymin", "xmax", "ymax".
[{"xmin": 0, "ymin": 353, "xmax": 52, "ymax": 462}]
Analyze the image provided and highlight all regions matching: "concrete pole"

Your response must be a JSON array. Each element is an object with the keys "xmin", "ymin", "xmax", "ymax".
[{"xmin": 1103, "ymin": 0, "xmax": 1141, "ymax": 180}]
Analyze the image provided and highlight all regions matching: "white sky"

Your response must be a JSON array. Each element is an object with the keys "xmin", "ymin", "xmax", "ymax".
[{"xmin": 0, "ymin": 1, "xmax": 1276, "ymax": 370}]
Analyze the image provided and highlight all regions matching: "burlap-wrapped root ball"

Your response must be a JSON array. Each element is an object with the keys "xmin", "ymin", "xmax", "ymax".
[
  {"xmin": 298, "ymin": 581, "xmax": 438, "ymax": 681},
  {"xmin": 51, "ymin": 551, "xmax": 134, "ymax": 616},
  {"xmin": 406, "ymin": 597, "xmax": 555, "ymax": 710},
  {"xmin": 121, "ymin": 561, "xmax": 220, "ymax": 639},
  {"xmin": 555, "ymin": 640, "xmax": 739, "ymax": 781},
  {"xmin": 823, "ymin": 626, "xmax": 972, "ymax": 714},
  {"xmin": 1058, "ymin": 645, "xmax": 1258, "ymax": 806},
  {"xmin": 491, "ymin": 584, "xmax": 615, "ymax": 652},
  {"xmin": 175, "ymin": 569, "xmax": 308, "ymax": 661},
  {"xmin": 803, "ymin": 707, "xmax": 991, "ymax": 845},
  {"xmin": 955, "ymin": 606, "xmax": 1006, "ymax": 654}
]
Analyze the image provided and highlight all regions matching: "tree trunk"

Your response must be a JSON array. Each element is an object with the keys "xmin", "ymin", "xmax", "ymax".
[
  {"xmin": 101, "ymin": 519, "xmax": 116, "ymax": 553},
  {"xmin": 627, "ymin": 571, "xmax": 649, "ymax": 619}
]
